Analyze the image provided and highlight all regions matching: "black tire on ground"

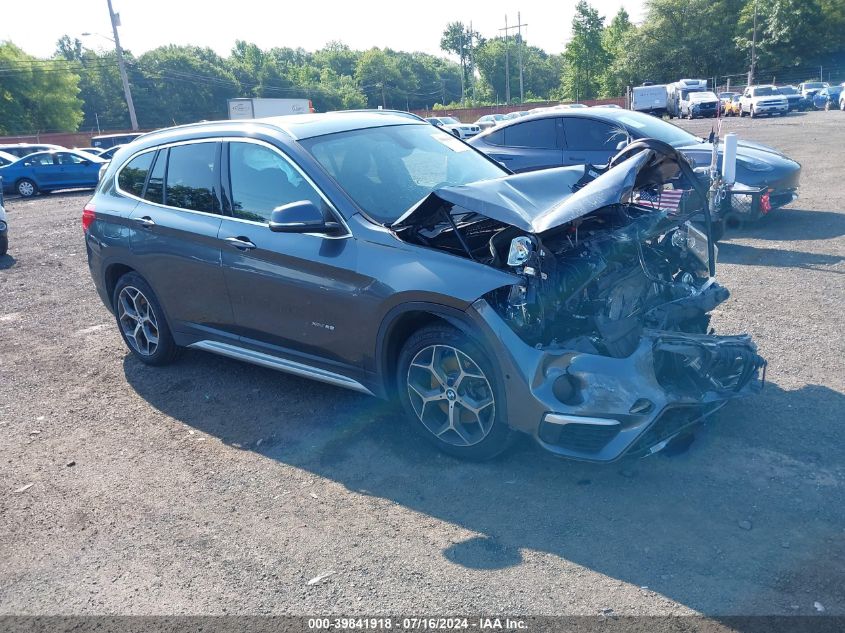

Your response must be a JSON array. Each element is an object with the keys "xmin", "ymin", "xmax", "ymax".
[
  {"xmin": 396, "ymin": 324, "xmax": 516, "ymax": 460},
  {"xmin": 112, "ymin": 272, "xmax": 180, "ymax": 366},
  {"xmin": 0, "ymin": 233, "xmax": 7, "ymax": 256},
  {"xmin": 723, "ymin": 211, "xmax": 745, "ymax": 231},
  {"xmin": 708, "ymin": 220, "xmax": 725, "ymax": 242},
  {"xmin": 16, "ymin": 178, "xmax": 37, "ymax": 197}
]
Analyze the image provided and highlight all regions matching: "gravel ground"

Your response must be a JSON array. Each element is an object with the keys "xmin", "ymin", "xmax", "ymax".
[{"xmin": 1, "ymin": 111, "xmax": 843, "ymax": 617}]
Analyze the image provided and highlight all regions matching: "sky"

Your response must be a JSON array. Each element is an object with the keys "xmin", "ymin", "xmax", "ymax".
[{"xmin": 1, "ymin": 0, "xmax": 645, "ymax": 60}]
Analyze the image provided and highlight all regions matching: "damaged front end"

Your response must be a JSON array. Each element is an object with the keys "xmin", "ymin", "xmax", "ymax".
[{"xmin": 393, "ymin": 140, "xmax": 766, "ymax": 460}]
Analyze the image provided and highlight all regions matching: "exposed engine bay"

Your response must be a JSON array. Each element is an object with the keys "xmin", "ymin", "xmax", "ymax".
[{"xmin": 393, "ymin": 141, "xmax": 766, "ymax": 399}]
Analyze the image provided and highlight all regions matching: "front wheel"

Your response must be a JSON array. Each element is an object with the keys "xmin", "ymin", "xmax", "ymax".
[
  {"xmin": 824, "ymin": 100, "xmax": 831, "ymax": 111},
  {"xmin": 113, "ymin": 272, "xmax": 179, "ymax": 366},
  {"xmin": 0, "ymin": 233, "xmax": 7, "ymax": 256},
  {"xmin": 397, "ymin": 324, "xmax": 515, "ymax": 460},
  {"xmin": 16, "ymin": 179, "xmax": 37, "ymax": 197}
]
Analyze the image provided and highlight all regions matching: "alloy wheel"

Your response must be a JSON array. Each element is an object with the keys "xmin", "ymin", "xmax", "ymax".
[
  {"xmin": 406, "ymin": 344, "xmax": 495, "ymax": 447},
  {"xmin": 117, "ymin": 285, "xmax": 160, "ymax": 356},
  {"xmin": 17, "ymin": 181, "xmax": 34, "ymax": 197}
]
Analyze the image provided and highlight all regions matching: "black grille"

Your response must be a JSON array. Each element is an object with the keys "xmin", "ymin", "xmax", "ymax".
[{"xmin": 539, "ymin": 421, "xmax": 620, "ymax": 454}]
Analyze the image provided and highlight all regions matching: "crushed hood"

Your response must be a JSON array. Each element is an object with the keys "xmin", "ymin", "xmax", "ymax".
[{"xmin": 393, "ymin": 150, "xmax": 655, "ymax": 234}]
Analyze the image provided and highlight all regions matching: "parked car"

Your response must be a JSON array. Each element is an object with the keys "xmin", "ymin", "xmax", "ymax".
[
  {"xmin": 724, "ymin": 94, "xmax": 743, "ymax": 117},
  {"xmin": 468, "ymin": 108, "xmax": 801, "ymax": 218},
  {"xmin": 0, "ymin": 150, "xmax": 18, "ymax": 167},
  {"xmin": 78, "ymin": 147, "xmax": 107, "ymax": 156},
  {"xmin": 0, "ymin": 184, "xmax": 7, "ymax": 256},
  {"xmin": 423, "ymin": 116, "xmax": 480, "ymax": 139},
  {"xmin": 474, "ymin": 114, "xmax": 508, "ymax": 130},
  {"xmin": 812, "ymin": 85, "xmax": 843, "ymax": 110},
  {"xmin": 98, "ymin": 144, "xmax": 125, "ymax": 162},
  {"xmin": 593, "ymin": 103, "xmax": 621, "ymax": 109},
  {"xmin": 0, "ymin": 150, "xmax": 106, "ymax": 197},
  {"xmin": 777, "ymin": 85, "xmax": 812, "ymax": 111},
  {"xmin": 90, "ymin": 132, "xmax": 144, "ymax": 149},
  {"xmin": 718, "ymin": 91, "xmax": 739, "ymax": 107},
  {"xmin": 84, "ymin": 112, "xmax": 764, "ymax": 461},
  {"xmin": 739, "ymin": 85, "xmax": 789, "ymax": 118},
  {"xmin": 553, "ymin": 103, "xmax": 589, "ymax": 109},
  {"xmin": 681, "ymin": 91, "xmax": 720, "ymax": 118},
  {"xmin": 0, "ymin": 143, "xmax": 66, "ymax": 159},
  {"xmin": 798, "ymin": 81, "xmax": 829, "ymax": 98}
]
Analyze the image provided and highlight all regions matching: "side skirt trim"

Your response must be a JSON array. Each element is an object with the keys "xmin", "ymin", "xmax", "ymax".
[{"xmin": 188, "ymin": 340, "xmax": 374, "ymax": 396}]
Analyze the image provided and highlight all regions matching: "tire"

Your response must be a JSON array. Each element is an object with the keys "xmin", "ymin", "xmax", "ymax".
[
  {"xmin": 0, "ymin": 233, "xmax": 7, "ymax": 257},
  {"xmin": 112, "ymin": 272, "xmax": 179, "ymax": 366},
  {"xmin": 396, "ymin": 324, "xmax": 515, "ymax": 460},
  {"xmin": 824, "ymin": 100, "xmax": 831, "ymax": 111},
  {"xmin": 451, "ymin": 129, "xmax": 460, "ymax": 137},
  {"xmin": 840, "ymin": 100, "xmax": 845, "ymax": 111},
  {"xmin": 749, "ymin": 107, "xmax": 756, "ymax": 118},
  {"xmin": 16, "ymin": 179, "xmax": 37, "ymax": 197}
]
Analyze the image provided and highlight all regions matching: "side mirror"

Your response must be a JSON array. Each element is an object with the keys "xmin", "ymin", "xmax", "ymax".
[{"xmin": 268, "ymin": 200, "xmax": 340, "ymax": 234}]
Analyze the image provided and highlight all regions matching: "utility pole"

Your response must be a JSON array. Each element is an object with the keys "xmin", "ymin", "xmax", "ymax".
[
  {"xmin": 469, "ymin": 21, "xmax": 477, "ymax": 103},
  {"xmin": 517, "ymin": 12, "xmax": 526, "ymax": 104},
  {"xmin": 501, "ymin": 15, "xmax": 510, "ymax": 104},
  {"xmin": 459, "ymin": 28, "xmax": 466, "ymax": 105},
  {"xmin": 500, "ymin": 14, "xmax": 528, "ymax": 104},
  {"xmin": 105, "ymin": 0, "xmax": 138, "ymax": 130},
  {"xmin": 748, "ymin": 0, "xmax": 757, "ymax": 87}
]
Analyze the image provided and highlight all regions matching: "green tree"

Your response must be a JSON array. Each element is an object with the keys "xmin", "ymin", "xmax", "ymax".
[
  {"xmin": 0, "ymin": 42, "xmax": 83, "ymax": 134},
  {"xmin": 736, "ymin": 0, "xmax": 826, "ymax": 70},
  {"xmin": 440, "ymin": 22, "xmax": 483, "ymax": 102},
  {"xmin": 560, "ymin": 1, "xmax": 608, "ymax": 101},
  {"xmin": 599, "ymin": 8, "xmax": 634, "ymax": 96}
]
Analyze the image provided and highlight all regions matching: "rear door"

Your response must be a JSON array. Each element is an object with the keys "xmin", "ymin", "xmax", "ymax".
[
  {"xmin": 561, "ymin": 117, "xmax": 627, "ymax": 166},
  {"xmin": 24, "ymin": 153, "xmax": 59, "ymax": 187},
  {"xmin": 126, "ymin": 141, "xmax": 235, "ymax": 339},
  {"xmin": 483, "ymin": 118, "xmax": 563, "ymax": 172},
  {"xmin": 217, "ymin": 139, "xmax": 365, "ymax": 371}
]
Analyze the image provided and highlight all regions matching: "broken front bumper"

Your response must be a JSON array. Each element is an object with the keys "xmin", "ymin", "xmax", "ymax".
[{"xmin": 470, "ymin": 299, "xmax": 765, "ymax": 462}]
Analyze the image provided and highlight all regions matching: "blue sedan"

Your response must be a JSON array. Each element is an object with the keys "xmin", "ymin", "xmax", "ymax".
[
  {"xmin": 813, "ymin": 85, "xmax": 843, "ymax": 110},
  {"xmin": 0, "ymin": 150, "xmax": 106, "ymax": 197}
]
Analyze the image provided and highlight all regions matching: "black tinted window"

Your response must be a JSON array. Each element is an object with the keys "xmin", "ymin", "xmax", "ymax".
[
  {"xmin": 145, "ymin": 150, "xmax": 166, "ymax": 204},
  {"xmin": 118, "ymin": 152, "xmax": 154, "ymax": 197},
  {"xmin": 228, "ymin": 142, "xmax": 322, "ymax": 223},
  {"xmin": 165, "ymin": 142, "xmax": 220, "ymax": 213},
  {"xmin": 485, "ymin": 129, "xmax": 505, "ymax": 146},
  {"xmin": 563, "ymin": 119, "xmax": 624, "ymax": 151},
  {"xmin": 503, "ymin": 118, "xmax": 557, "ymax": 149}
]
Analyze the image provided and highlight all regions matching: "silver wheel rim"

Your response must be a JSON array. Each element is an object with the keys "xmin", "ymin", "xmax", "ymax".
[
  {"xmin": 406, "ymin": 344, "xmax": 495, "ymax": 447},
  {"xmin": 117, "ymin": 286, "xmax": 160, "ymax": 356},
  {"xmin": 18, "ymin": 181, "xmax": 34, "ymax": 196}
]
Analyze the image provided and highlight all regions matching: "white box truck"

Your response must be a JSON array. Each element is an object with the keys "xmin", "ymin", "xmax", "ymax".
[
  {"xmin": 228, "ymin": 98, "xmax": 315, "ymax": 119},
  {"xmin": 632, "ymin": 84, "xmax": 668, "ymax": 115},
  {"xmin": 666, "ymin": 79, "xmax": 709, "ymax": 118}
]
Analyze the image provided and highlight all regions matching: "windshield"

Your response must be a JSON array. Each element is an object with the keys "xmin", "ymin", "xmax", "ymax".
[
  {"xmin": 440, "ymin": 117, "xmax": 460, "ymax": 124},
  {"xmin": 752, "ymin": 86, "xmax": 777, "ymax": 96},
  {"xmin": 804, "ymin": 82, "xmax": 825, "ymax": 89},
  {"xmin": 301, "ymin": 124, "xmax": 507, "ymax": 224},
  {"xmin": 690, "ymin": 92, "xmax": 717, "ymax": 101},
  {"xmin": 599, "ymin": 110, "xmax": 699, "ymax": 147},
  {"xmin": 778, "ymin": 86, "xmax": 797, "ymax": 95}
]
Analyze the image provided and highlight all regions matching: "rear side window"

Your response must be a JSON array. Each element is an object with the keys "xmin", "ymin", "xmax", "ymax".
[
  {"xmin": 228, "ymin": 142, "xmax": 322, "ymax": 223},
  {"xmin": 563, "ymin": 119, "xmax": 624, "ymax": 151},
  {"xmin": 485, "ymin": 129, "xmax": 505, "ymax": 146},
  {"xmin": 26, "ymin": 154, "xmax": 54, "ymax": 166},
  {"xmin": 144, "ymin": 150, "xmax": 166, "ymax": 204},
  {"xmin": 165, "ymin": 142, "xmax": 220, "ymax": 213},
  {"xmin": 503, "ymin": 118, "xmax": 558, "ymax": 149},
  {"xmin": 118, "ymin": 152, "xmax": 154, "ymax": 198}
]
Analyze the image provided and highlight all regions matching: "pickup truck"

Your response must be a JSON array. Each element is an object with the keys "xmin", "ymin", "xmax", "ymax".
[
  {"xmin": 681, "ymin": 91, "xmax": 720, "ymax": 118},
  {"xmin": 739, "ymin": 85, "xmax": 789, "ymax": 118}
]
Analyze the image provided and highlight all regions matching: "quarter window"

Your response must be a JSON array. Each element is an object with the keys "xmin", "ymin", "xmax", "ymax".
[
  {"xmin": 228, "ymin": 142, "xmax": 323, "ymax": 223},
  {"xmin": 164, "ymin": 142, "xmax": 220, "ymax": 213},
  {"xmin": 118, "ymin": 152, "xmax": 154, "ymax": 198}
]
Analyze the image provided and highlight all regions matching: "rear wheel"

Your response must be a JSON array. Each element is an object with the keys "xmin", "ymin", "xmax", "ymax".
[
  {"xmin": 16, "ymin": 179, "xmax": 36, "ymax": 197},
  {"xmin": 397, "ymin": 324, "xmax": 515, "ymax": 460},
  {"xmin": 113, "ymin": 272, "xmax": 179, "ymax": 366},
  {"xmin": 0, "ymin": 233, "xmax": 7, "ymax": 256}
]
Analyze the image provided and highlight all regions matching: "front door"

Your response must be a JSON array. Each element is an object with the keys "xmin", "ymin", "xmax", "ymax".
[{"xmin": 217, "ymin": 140, "xmax": 368, "ymax": 372}]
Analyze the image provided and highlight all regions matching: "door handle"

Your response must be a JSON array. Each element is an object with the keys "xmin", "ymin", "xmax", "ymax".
[
  {"xmin": 223, "ymin": 236, "xmax": 257, "ymax": 251},
  {"xmin": 135, "ymin": 216, "xmax": 156, "ymax": 228}
]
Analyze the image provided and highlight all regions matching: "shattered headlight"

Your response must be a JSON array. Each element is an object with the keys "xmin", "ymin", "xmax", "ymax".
[{"xmin": 507, "ymin": 236, "xmax": 534, "ymax": 267}]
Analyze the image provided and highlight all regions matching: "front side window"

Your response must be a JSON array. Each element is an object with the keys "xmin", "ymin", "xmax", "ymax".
[
  {"xmin": 301, "ymin": 124, "xmax": 506, "ymax": 224},
  {"xmin": 57, "ymin": 152, "xmax": 85, "ymax": 165},
  {"xmin": 118, "ymin": 151, "xmax": 154, "ymax": 198},
  {"xmin": 503, "ymin": 118, "xmax": 558, "ymax": 149},
  {"xmin": 164, "ymin": 142, "xmax": 220, "ymax": 213},
  {"xmin": 228, "ymin": 142, "xmax": 323, "ymax": 223}
]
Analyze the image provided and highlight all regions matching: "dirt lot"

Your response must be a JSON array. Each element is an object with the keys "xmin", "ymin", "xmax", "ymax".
[{"xmin": 1, "ymin": 111, "xmax": 843, "ymax": 618}]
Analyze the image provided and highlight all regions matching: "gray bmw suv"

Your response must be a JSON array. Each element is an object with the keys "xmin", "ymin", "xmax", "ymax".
[{"xmin": 85, "ymin": 112, "xmax": 765, "ymax": 461}]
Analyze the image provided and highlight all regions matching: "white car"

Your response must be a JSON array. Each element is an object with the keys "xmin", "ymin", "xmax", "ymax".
[
  {"xmin": 0, "ymin": 190, "xmax": 7, "ymax": 256},
  {"xmin": 424, "ymin": 116, "xmax": 480, "ymax": 139},
  {"xmin": 474, "ymin": 114, "xmax": 508, "ymax": 130},
  {"xmin": 739, "ymin": 85, "xmax": 789, "ymax": 118}
]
